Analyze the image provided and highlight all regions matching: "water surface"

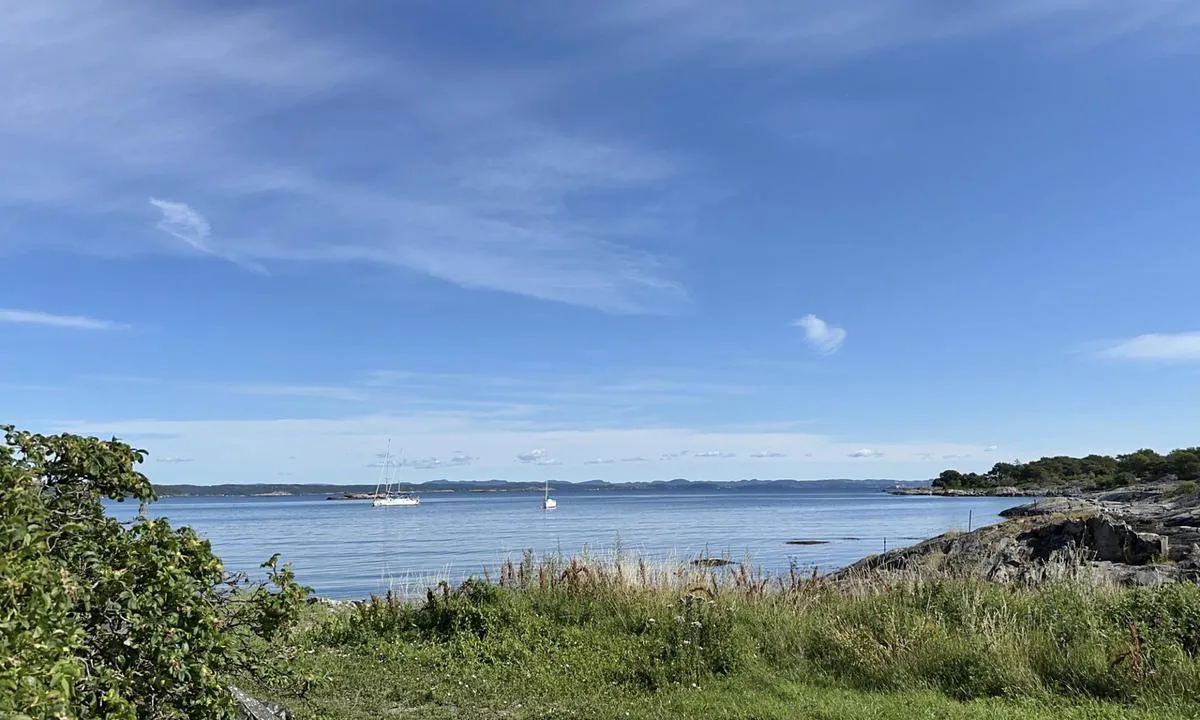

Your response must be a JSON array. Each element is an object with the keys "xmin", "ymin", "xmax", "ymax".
[{"xmin": 107, "ymin": 487, "xmax": 1020, "ymax": 599}]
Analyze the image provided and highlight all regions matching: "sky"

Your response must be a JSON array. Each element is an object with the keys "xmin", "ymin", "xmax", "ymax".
[{"xmin": 3, "ymin": 1, "xmax": 1200, "ymax": 485}]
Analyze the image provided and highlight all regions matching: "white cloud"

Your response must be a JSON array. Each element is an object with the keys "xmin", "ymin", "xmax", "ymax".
[
  {"xmin": 1098, "ymin": 332, "xmax": 1200, "ymax": 362},
  {"xmin": 584, "ymin": 458, "xmax": 617, "ymax": 465},
  {"xmin": 0, "ymin": 308, "xmax": 126, "ymax": 331},
  {"xmin": 48, "ymin": 412, "xmax": 998, "ymax": 483},
  {"xmin": 149, "ymin": 198, "xmax": 267, "ymax": 273},
  {"xmin": 942, "ymin": 453, "xmax": 971, "ymax": 460},
  {"xmin": 0, "ymin": 3, "xmax": 687, "ymax": 314},
  {"xmin": 793, "ymin": 314, "xmax": 847, "ymax": 355},
  {"xmin": 155, "ymin": 457, "xmax": 194, "ymax": 464},
  {"xmin": 750, "ymin": 451, "xmax": 787, "ymax": 458},
  {"xmin": 149, "ymin": 198, "xmax": 211, "ymax": 251},
  {"xmin": 516, "ymin": 448, "xmax": 561, "ymax": 466},
  {"xmin": 408, "ymin": 457, "xmax": 444, "ymax": 470},
  {"xmin": 447, "ymin": 452, "xmax": 476, "ymax": 467},
  {"xmin": 694, "ymin": 450, "xmax": 736, "ymax": 458},
  {"xmin": 848, "ymin": 448, "xmax": 883, "ymax": 459},
  {"xmin": 620, "ymin": 456, "xmax": 649, "ymax": 462},
  {"xmin": 983, "ymin": 445, "xmax": 998, "ymax": 452},
  {"xmin": 516, "ymin": 449, "xmax": 548, "ymax": 464}
]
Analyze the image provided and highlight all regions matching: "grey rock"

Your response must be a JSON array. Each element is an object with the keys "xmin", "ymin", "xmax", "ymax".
[
  {"xmin": 230, "ymin": 685, "xmax": 291, "ymax": 720},
  {"xmin": 1001, "ymin": 497, "xmax": 1100, "ymax": 518},
  {"xmin": 1088, "ymin": 562, "xmax": 1186, "ymax": 587}
]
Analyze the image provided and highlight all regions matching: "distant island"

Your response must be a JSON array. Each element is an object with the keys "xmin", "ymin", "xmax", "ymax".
[{"xmin": 152, "ymin": 477, "xmax": 921, "ymax": 498}]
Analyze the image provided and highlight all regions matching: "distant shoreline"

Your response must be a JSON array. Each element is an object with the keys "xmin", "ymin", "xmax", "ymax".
[{"xmin": 153, "ymin": 477, "xmax": 928, "ymax": 498}]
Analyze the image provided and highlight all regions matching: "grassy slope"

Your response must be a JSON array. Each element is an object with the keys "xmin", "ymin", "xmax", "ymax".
[{"xmin": 249, "ymin": 564, "xmax": 1200, "ymax": 719}]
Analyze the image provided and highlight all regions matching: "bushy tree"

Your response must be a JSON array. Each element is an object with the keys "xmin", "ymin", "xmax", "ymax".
[{"xmin": 0, "ymin": 426, "xmax": 309, "ymax": 719}]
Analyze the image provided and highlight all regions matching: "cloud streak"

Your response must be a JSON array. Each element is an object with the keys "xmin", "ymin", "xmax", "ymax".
[
  {"xmin": 848, "ymin": 448, "xmax": 883, "ymax": 459},
  {"xmin": 794, "ymin": 314, "xmax": 847, "ymax": 355},
  {"xmin": 598, "ymin": 1, "xmax": 1200, "ymax": 66},
  {"xmin": 0, "ymin": 308, "xmax": 126, "ymax": 331},
  {"xmin": 1098, "ymin": 332, "xmax": 1200, "ymax": 362},
  {"xmin": 516, "ymin": 448, "xmax": 562, "ymax": 466},
  {"xmin": 0, "ymin": 2, "xmax": 687, "ymax": 314}
]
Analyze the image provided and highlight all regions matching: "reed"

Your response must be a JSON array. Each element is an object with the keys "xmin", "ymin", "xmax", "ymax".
[{"xmin": 260, "ymin": 550, "xmax": 1200, "ymax": 719}]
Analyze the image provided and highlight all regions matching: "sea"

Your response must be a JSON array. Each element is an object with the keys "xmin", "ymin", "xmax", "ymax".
[{"xmin": 105, "ymin": 485, "xmax": 1022, "ymax": 599}]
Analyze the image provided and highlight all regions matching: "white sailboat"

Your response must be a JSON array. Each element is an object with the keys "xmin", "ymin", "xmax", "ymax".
[
  {"xmin": 541, "ymin": 480, "xmax": 557, "ymax": 510},
  {"xmin": 372, "ymin": 442, "xmax": 420, "ymax": 508}
]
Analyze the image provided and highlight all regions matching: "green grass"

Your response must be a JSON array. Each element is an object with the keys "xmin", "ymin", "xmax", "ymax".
[{"xmin": 246, "ymin": 556, "xmax": 1200, "ymax": 719}]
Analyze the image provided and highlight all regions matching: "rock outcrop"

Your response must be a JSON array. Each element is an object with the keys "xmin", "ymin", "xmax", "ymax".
[
  {"xmin": 230, "ymin": 686, "xmax": 291, "ymax": 720},
  {"xmin": 830, "ymin": 511, "xmax": 1194, "ymax": 588}
]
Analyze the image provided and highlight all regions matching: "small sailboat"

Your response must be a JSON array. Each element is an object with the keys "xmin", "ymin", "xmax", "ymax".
[
  {"xmin": 541, "ymin": 480, "xmax": 557, "ymax": 510},
  {"xmin": 372, "ymin": 442, "xmax": 420, "ymax": 508}
]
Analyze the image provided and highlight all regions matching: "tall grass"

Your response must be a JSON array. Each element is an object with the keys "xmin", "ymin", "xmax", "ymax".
[{"xmin": 297, "ymin": 552, "xmax": 1200, "ymax": 708}]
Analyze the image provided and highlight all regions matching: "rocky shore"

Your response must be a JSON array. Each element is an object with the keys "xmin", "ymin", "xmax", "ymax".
[
  {"xmin": 887, "ymin": 485, "xmax": 1049, "ymax": 497},
  {"xmin": 838, "ymin": 482, "xmax": 1200, "ymax": 587}
]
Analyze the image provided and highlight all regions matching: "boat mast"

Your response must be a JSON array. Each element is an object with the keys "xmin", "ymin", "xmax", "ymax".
[
  {"xmin": 374, "ymin": 439, "xmax": 392, "ymax": 499},
  {"xmin": 391, "ymin": 448, "xmax": 404, "ymax": 497}
]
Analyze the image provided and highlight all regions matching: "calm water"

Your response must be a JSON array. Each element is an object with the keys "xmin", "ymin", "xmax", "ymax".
[{"xmin": 106, "ymin": 488, "xmax": 1021, "ymax": 599}]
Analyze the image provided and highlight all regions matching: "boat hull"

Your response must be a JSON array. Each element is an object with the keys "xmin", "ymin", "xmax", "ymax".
[{"xmin": 373, "ymin": 496, "xmax": 420, "ymax": 507}]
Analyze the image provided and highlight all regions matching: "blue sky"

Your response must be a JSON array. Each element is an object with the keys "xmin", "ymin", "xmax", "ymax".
[{"xmin": 3, "ymin": 1, "xmax": 1200, "ymax": 484}]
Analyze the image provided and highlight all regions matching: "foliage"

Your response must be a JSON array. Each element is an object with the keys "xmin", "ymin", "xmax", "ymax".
[
  {"xmin": 251, "ymin": 558, "xmax": 1200, "ymax": 719},
  {"xmin": 932, "ymin": 446, "xmax": 1200, "ymax": 491},
  {"xmin": 0, "ymin": 426, "xmax": 310, "ymax": 719}
]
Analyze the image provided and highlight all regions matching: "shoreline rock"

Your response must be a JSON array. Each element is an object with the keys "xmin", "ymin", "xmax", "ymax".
[{"xmin": 836, "ymin": 482, "xmax": 1200, "ymax": 587}]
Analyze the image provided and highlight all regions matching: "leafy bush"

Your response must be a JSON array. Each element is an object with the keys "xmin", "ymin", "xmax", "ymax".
[
  {"xmin": 933, "ymin": 446, "xmax": 1200, "ymax": 490},
  {"xmin": 0, "ymin": 425, "xmax": 310, "ymax": 719}
]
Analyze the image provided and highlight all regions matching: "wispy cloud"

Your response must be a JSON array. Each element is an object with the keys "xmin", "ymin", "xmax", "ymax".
[
  {"xmin": 516, "ymin": 449, "xmax": 561, "ymax": 466},
  {"xmin": 694, "ymin": 450, "xmax": 736, "ymax": 459},
  {"xmin": 55, "ymin": 413, "xmax": 993, "ymax": 482},
  {"xmin": 793, "ymin": 314, "xmax": 846, "ymax": 355},
  {"xmin": 149, "ymin": 198, "xmax": 211, "ymax": 252},
  {"xmin": 216, "ymin": 383, "xmax": 365, "ymax": 402},
  {"xmin": 848, "ymin": 448, "xmax": 883, "ymax": 459},
  {"xmin": 584, "ymin": 458, "xmax": 617, "ymax": 465},
  {"xmin": 942, "ymin": 453, "xmax": 971, "ymax": 460},
  {"xmin": 0, "ymin": 308, "xmax": 126, "ymax": 331},
  {"xmin": 402, "ymin": 453, "xmax": 477, "ymax": 471},
  {"xmin": 750, "ymin": 451, "xmax": 787, "ymax": 458},
  {"xmin": 597, "ymin": 1, "xmax": 1200, "ymax": 66},
  {"xmin": 0, "ymin": 3, "xmax": 688, "ymax": 314},
  {"xmin": 620, "ymin": 456, "xmax": 649, "ymax": 463},
  {"xmin": 983, "ymin": 445, "xmax": 999, "ymax": 452},
  {"xmin": 155, "ymin": 456, "xmax": 194, "ymax": 464},
  {"xmin": 1097, "ymin": 332, "xmax": 1200, "ymax": 362},
  {"xmin": 148, "ymin": 198, "xmax": 267, "ymax": 273}
]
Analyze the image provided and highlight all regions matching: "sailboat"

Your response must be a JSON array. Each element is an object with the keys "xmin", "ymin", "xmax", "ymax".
[
  {"xmin": 372, "ymin": 442, "xmax": 420, "ymax": 508},
  {"xmin": 541, "ymin": 480, "xmax": 557, "ymax": 510}
]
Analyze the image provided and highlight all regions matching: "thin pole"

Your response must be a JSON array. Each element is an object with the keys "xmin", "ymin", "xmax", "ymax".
[{"xmin": 968, "ymin": 509, "xmax": 973, "ymax": 533}]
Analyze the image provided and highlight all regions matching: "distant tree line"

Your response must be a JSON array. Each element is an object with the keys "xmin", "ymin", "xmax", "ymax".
[{"xmin": 932, "ymin": 447, "xmax": 1200, "ymax": 491}]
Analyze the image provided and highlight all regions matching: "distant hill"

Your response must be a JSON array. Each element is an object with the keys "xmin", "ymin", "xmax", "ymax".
[{"xmin": 152, "ymin": 477, "xmax": 924, "ymax": 497}]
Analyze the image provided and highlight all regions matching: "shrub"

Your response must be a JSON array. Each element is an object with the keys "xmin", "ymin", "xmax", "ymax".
[{"xmin": 0, "ymin": 425, "xmax": 310, "ymax": 719}]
